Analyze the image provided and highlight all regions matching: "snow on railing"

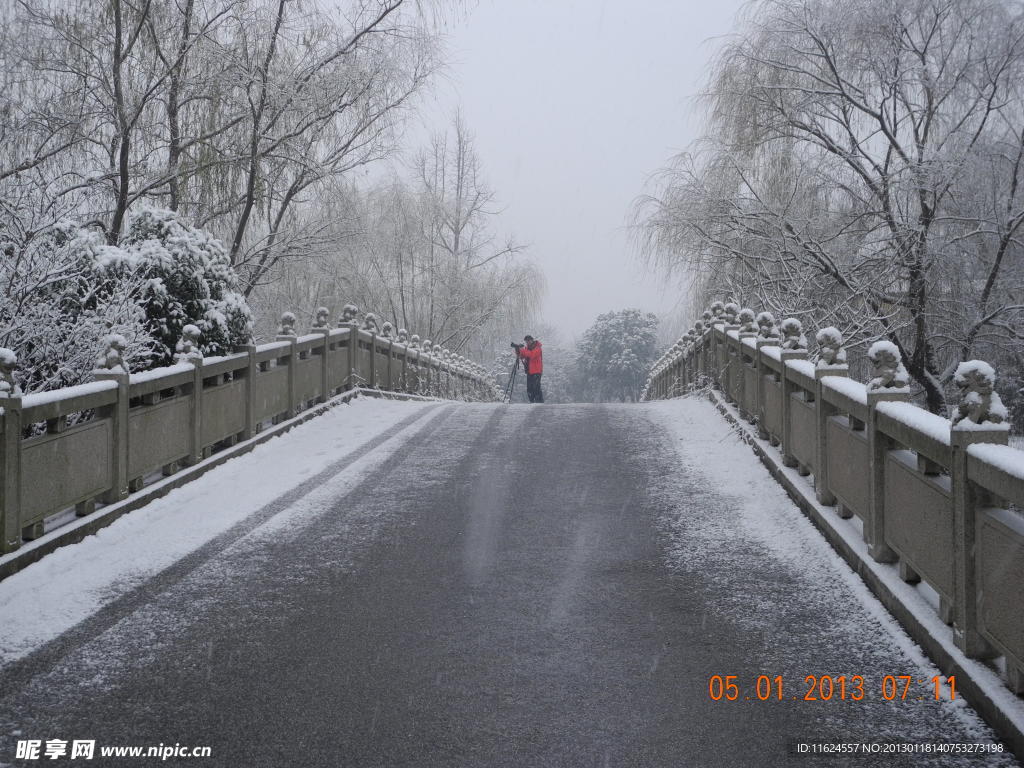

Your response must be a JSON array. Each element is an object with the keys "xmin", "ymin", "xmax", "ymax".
[
  {"xmin": 643, "ymin": 300, "xmax": 1024, "ymax": 698},
  {"xmin": 0, "ymin": 304, "xmax": 500, "ymax": 560}
]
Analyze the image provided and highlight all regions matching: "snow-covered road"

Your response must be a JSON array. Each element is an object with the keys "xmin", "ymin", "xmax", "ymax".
[{"xmin": 0, "ymin": 397, "xmax": 1016, "ymax": 766}]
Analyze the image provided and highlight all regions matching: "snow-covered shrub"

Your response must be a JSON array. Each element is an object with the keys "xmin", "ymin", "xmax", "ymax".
[
  {"xmin": 0, "ymin": 207, "xmax": 252, "ymax": 392},
  {"xmin": 117, "ymin": 207, "xmax": 252, "ymax": 365},
  {"xmin": 0, "ymin": 221, "xmax": 156, "ymax": 393}
]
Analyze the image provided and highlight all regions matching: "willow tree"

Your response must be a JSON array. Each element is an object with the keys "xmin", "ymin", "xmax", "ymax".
[{"xmin": 636, "ymin": 0, "xmax": 1024, "ymax": 413}]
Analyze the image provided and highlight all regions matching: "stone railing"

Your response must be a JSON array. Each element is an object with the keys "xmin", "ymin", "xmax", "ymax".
[
  {"xmin": 0, "ymin": 307, "xmax": 498, "ymax": 556},
  {"xmin": 643, "ymin": 303, "xmax": 1024, "ymax": 697}
]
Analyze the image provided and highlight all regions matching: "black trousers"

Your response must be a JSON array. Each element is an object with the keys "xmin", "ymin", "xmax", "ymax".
[{"xmin": 526, "ymin": 373, "xmax": 544, "ymax": 403}]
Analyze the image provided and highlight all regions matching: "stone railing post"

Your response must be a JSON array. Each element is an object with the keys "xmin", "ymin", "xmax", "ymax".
[
  {"xmin": 865, "ymin": 388, "xmax": 908, "ymax": 562},
  {"xmin": 780, "ymin": 349, "xmax": 808, "ymax": 467},
  {"xmin": 93, "ymin": 367, "xmax": 130, "ymax": 504},
  {"xmin": 951, "ymin": 424, "xmax": 1008, "ymax": 660},
  {"xmin": 0, "ymin": 392, "xmax": 22, "ymax": 554},
  {"xmin": 813, "ymin": 366, "xmax": 848, "ymax": 505}
]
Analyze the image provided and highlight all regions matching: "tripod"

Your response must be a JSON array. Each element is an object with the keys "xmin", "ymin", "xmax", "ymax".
[{"xmin": 503, "ymin": 356, "xmax": 521, "ymax": 403}]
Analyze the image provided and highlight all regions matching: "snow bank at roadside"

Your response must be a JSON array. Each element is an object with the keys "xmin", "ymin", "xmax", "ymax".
[{"xmin": 0, "ymin": 397, "xmax": 435, "ymax": 667}]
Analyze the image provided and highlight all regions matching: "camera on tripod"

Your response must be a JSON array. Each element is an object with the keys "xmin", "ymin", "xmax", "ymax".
[{"xmin": 510, "ymin": 342, "xmax": 523, "ymax": 350}]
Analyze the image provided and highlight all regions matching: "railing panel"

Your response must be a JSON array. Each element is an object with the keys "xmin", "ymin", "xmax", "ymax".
[
  {"xmin": 762, "ymin": 376, "xmax": 783, "ymax": 439},
  {"xmin": 22, "ymin": 420, "xmax": 113, "ymax": 523},
  {"xmin": 876, "ymin": 402, "xmax": 951, "ymax": 467},
  {"xmin": 827, "ymin": 416, "xmax": 869, "ymax": 519},
  {"xmin": 884, "ymin": 450, "xmax": 953, "ymax": 598},
  {"xmin": 201, "ymin": 379, "xmax": 247, "ymax": 446},
  {"xmin": 329, "ymin": 335, "xmax": 350, "ymax": 390},
  {"xmin": 978, "ymin": 507, "xmax": 1024, "ymax": 674},
  {"xmin": 742, "ymin": 362, "xmax": 757, "ymax": 414},
  {"xmin": 374, "ymin": 344, "xmax": 390, "ymax": 388},
  {"xmin": 129, "ymin": 397, "xmax": 191, "ymax": 479},
  {"xmin": 357, "ymin": 339, "xmax": 374, "ymax": 386},
  {"xmin": 967, "ymin": 445, "xmax": 1024, "ymax": 509},
  {"xmin": 789, "ymin": 394, "xmax": 816, "ymax": 471},
  {"xmin": 294, "ymin": 355, "xmax": 321, "ymax": 404},
  {"xmin": 253, "ymin": 366, "xmax": 289, "ymax": 423}
]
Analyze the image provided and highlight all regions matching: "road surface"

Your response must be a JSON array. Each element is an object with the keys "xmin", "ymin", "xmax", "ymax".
[{"xmin": 0, "ymin": 401, "xmax": 1014, "ymax": 766}]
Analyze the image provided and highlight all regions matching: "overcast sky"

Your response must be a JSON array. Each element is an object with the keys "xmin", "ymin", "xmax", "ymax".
[{"xmin": 416, "ymin": 0, "xmax": 746, "ymax": 341}]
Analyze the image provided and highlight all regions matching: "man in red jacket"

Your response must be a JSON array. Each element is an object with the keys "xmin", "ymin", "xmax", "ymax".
[{"xmin": 516, "ymin": 335, "xmax": 544, "ymax": 403}]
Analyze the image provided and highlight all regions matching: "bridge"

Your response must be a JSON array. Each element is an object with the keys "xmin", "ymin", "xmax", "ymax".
[{"xmin": 0, "ymin": 304, "xmax": 1023, "ymax": 766}]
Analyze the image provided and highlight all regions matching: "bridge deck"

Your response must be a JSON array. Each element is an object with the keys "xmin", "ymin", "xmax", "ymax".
[{"xmin": 0, "ymin": 400, "xmax": 1014, "ymax": 766}]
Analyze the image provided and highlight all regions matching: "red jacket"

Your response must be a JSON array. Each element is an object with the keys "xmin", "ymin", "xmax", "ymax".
[{"xmin": 518, "ymin": 341, "xmax": 543, "ymax": 374}]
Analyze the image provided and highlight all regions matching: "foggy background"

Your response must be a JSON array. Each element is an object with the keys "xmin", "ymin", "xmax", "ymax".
[{"xmin": 415, "ymin": 0, "xmax": 746, "ymax": 341}]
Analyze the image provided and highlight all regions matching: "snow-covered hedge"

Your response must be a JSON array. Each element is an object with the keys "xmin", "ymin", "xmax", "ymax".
[{"xmin": 0, "ymin": 207, "xmax": 252, "ymax": 393}]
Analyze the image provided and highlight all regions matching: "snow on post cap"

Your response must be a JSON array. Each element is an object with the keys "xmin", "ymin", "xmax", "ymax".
[
  {"xmin": 814, "ymin": 327, "xmax": 847, "ymax": 369},
  {"xmin": 952, "ymin": 360, "xmax": 1008, "ymax": 428},
  {"xmin": 380, "ymin": 321, "xmax": 394, "ymax": 339},
  {"xmin": 339, "ymin": 304, "xmax": 360, "ymax": 324},
  {"xmin": 866, "ymin": 340, "xmax": 908, "ymax": 392},
  {"xmin": 174, "ymin": 325, "xmax": 203, "ymax": 363},
  {"xmin": 0, "ymin": 348, "xmax": 20, "ymax": 396},
  {"xmin": 737, "ymin": 307, "xmax": 756, "ymax": 334},
  {"xmin": 278, "ymin": 311, "xmax": 297, "ymax": 337},
  {"xmin": 755, "ymin": 312, "xmax": 780, "ymax": 341},
  {"xmin": 953, "ymin": 360, "xmax": 996, "ymax": 387},
  {"xmin": 312, "ymin": 306, "xmax": 330, "ymax": 330},
  {"xmin": 779, "ymin": 318, "xmax": 808, "ymax": 351},
  {"xmin": 97, "ymin": 333, "xmax": 129, "ymax": 372}
]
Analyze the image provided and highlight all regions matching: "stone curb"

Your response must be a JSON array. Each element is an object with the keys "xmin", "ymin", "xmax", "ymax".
[
  {"xmin": 705, "ymin": 390, "xmax": 1024, "ymax": 760},
  {"xmin": 0, "ymin": 388, "xmax": 450, "ymax": 583}
]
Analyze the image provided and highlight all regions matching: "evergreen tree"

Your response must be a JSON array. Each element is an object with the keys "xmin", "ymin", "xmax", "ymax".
[{"xmin": 574, "ymin": 309, "xmax": 659, "ymax": 402}]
